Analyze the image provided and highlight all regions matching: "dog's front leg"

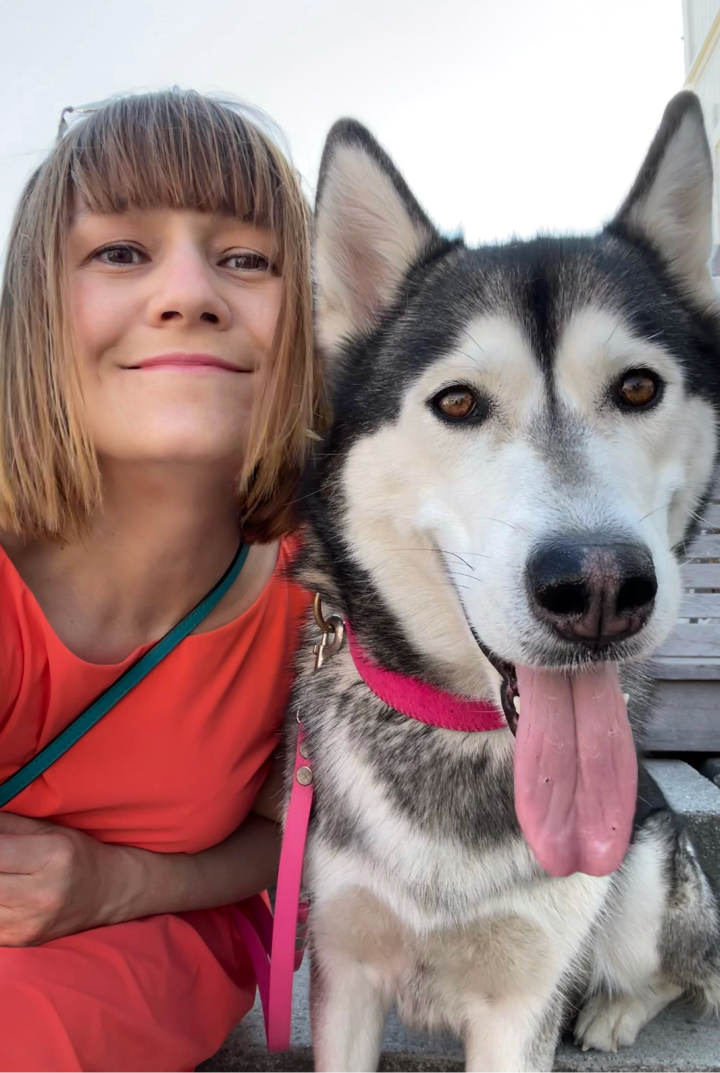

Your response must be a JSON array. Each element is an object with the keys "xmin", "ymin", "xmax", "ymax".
[
  {"xmin": 463, "ymin": 998, "xmax": 560, "ymax": 1073},
  {"xmin": 310, "ymin": 951, "xmax": 390, "ymax": 1072}
]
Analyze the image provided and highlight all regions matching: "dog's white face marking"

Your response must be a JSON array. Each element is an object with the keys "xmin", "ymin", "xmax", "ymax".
[{"xmin": 341, "ymin": 304, "xmax": 716, "ymax": 683}]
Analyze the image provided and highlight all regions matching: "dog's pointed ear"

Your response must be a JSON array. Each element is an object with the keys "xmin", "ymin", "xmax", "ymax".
[
  {"xmin": 315, "ymin": 119, "xmax": 441, "ymax": 357},
  {"xmin": 609, "ymin": 91, "xmax": 714, "ymax": 299}
]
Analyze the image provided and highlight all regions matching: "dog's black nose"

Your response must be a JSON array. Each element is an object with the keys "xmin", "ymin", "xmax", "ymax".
[{"xmin": 526, "ymin": 535, "xmax": 657, "ymax": 647}]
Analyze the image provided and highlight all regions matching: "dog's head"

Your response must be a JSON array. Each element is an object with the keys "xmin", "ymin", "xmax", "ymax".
[{"xmin": 306, "ymin": 92, "xmax": 720, "ymax": 876}]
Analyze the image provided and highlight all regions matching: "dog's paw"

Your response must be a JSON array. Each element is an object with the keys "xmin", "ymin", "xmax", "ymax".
[{"xmin": 574, "ymin": 992, "xmax": 652, "ymax": 1053}]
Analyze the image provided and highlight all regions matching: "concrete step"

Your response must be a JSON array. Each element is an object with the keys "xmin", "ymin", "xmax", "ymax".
[
  {"xmin": 200, "ymin": 760, "xmax": 720, "ymax": 1072},
  {"xmin": 199, "ymin": 961, "xmax": 720, "ymax": 1072}
]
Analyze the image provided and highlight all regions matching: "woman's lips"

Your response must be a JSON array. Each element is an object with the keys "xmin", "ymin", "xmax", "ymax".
[{"xmin": 129, "ymin": 353, "xmax": 248, "ymax": 372}]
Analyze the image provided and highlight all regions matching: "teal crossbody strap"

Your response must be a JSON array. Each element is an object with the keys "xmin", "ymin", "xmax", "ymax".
[{"xmin": 0, "ymin": 543, "xmax": 250, "ymax": 809}]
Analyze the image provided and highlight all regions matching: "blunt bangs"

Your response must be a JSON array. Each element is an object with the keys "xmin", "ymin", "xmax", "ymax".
[{"xmin": 65, "ymin": 92, "xmax": 287, "ymax": 238}]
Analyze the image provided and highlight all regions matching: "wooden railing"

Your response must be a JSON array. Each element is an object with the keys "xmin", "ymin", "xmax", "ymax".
[{"xmin": 648, "ymin": 477, "xmax": 720, "ymax": 750}]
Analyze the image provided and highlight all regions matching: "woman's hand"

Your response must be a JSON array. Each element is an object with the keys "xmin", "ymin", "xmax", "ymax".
[
  {"xmin": 0, "ymin": 812, "xmax": 133, "ymax": 945},
  {"xmin": 0, "ymin": 807, "xmax": 281, "ymax": 947}
]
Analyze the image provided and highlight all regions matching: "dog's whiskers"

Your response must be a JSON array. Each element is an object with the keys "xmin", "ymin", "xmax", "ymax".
[
  {"xmin": 604, "ymin": 323, "xmax": 620, "ymax": 347},
  {"xmin": 289, "ymin": 489, "xmax": 321, "ymax": 506},
  {"xmin": 450, "ymin": 571, "xmax": 483, "ymax": 586},
  {"xmin": 479, "ymin": 516, "xmax": 529, "ymax": 534},
  {"xmin": 456, "ymin": 355, "xmax": 484, "ymax": 373},
  {"xmin": 389, "ymin": 547, "xmax": 492, "ymax": 562},
  {"xmin": 442, "ymin": 551, "xmax": 476, "ymax": 572},
  {"xmin": 638, "ymin": 503, "xmax": 670, "ymax": 525},
  {"xmin": 465, "ymin": 331, "xmax": 485, "ymax": 354}
]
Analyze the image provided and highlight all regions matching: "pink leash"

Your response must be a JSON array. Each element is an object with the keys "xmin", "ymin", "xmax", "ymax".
[
  {"xmin": 233, "ymin": 725, "xmax": 313, "ymax": 1052},
  {"xmin": 233, "ymin": 606, "xmax": 505, "ymax": 1052}
]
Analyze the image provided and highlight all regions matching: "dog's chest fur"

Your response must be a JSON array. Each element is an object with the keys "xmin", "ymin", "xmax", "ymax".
[{"xmin": 310, "ymin": 878, "xmax": 606, "ymax": 1037}]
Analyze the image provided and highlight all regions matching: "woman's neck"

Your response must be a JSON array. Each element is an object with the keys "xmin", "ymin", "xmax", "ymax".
[
  {"xmin": 2, "ymin": 460, "xmax": 279, "ymax": 664},
  {"xmin": 90, "ymin": 459, "xmax": 243, "ymax": 592}
]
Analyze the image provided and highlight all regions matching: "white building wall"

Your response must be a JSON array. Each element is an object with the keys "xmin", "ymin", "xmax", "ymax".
[
  {"xmin": 683, "ymin": 0, "xmax": 720, "ymax": 260},
  {"xmin": 683, "ymin": 0, "xmax": 720, "ymax": 68}
]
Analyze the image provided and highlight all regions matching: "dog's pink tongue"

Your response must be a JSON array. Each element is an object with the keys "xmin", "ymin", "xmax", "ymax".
[{"xmin": 513, "ymin": 664, "xmax": 637, "ymax": 878}]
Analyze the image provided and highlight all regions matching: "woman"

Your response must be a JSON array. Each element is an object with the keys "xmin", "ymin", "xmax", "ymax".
[{"xmin": 0, "ymin": 90, "xmax": 320, "ymax": 1071}]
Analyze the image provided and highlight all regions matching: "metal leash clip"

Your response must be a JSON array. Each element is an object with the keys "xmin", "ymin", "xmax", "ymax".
[{"xmin": 312, "ymin": 594, "xmax": 345, "ymax": 671}]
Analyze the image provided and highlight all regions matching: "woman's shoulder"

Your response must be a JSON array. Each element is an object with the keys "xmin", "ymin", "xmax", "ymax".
[
  {"xmin": 277, "ymin": 532, "xmax": 312, "ymax": 607},
  {"xmin": 0, "ymin": 531, "xmax": 32, "ymax": 608},
  {"xmin": 0, "ymin": 532, "xmax": 42, "ymax": 720},
  {"xmin": 280, "ymin": 530, "xmax": 304, "ymax": 562},
  {"xmin": 0, "ymin": 533, "xmax": 70, "ymax": 655},
  {"xmin": 0, "ymin": 528, "xmax": 27, "ymax": 567},
  {"xmin": 238, "ymin": 533, "xmax": 311, "ymax": 653}
]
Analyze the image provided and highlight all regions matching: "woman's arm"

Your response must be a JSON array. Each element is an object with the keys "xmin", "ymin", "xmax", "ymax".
[
  {"xmin": 0, "ymin": 756, "xmax": 286, "ymax": 946},
  {"xmin": 104, "ymin": 811, "xmax": 282, "ymax": 927},
  {"xmin": 111, "ymin": 748, "xmax": 287, "ymax": 926}
]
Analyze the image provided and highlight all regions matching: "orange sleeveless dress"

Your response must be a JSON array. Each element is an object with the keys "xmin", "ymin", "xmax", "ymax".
[{"xmin": 0, "ymin": 539, "xmax": 309, "ymax": 1072}]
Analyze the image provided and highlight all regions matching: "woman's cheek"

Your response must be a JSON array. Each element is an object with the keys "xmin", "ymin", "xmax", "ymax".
[
  {"xmin": 68, "ymin": 275, "xmax": 137, "ymax": 366},
  {"xmin": 244, "ymin": 280, "xmax": 284, "ymax": 359}
]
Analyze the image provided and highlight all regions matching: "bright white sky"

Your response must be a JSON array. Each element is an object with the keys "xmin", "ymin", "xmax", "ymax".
[{"xmin": 1, "ymin": 0, "xmax": 684, "ymax": 249}]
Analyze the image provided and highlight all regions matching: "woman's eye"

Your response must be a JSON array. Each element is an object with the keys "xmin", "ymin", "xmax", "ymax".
[
  {"xmin": 430, "ymin": 385, "xmax": 490, "ymax": 425},
  {"xmin": 221, "ymin": 251, "xmax": 273, "ymax": 273},
  {"xmin": 612, "ymin": 368, "xmax": 664, "ymax": 412},
  {"xmin": 95, "ymin": 245, "xmax": 145, "ymax": 266}
]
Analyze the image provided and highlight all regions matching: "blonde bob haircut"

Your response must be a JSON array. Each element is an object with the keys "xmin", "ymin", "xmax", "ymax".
[{"xmin": 0, "ymin": 89, "xmax": 322, "ymax": 543}]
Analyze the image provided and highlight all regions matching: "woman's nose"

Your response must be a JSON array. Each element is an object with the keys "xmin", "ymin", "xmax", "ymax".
[{"xmin": 146, "ymin": 246, "xmax": 231, "ymax": 329}]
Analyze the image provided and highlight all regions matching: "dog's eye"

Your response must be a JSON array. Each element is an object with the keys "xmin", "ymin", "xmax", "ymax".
[
  {"xmin": 613, "ymin": 369, "xmax": 663, "ymax": 412},
  {"xmin": 431, "ymin": 387, "xmax": 487, "ymax": 423}
]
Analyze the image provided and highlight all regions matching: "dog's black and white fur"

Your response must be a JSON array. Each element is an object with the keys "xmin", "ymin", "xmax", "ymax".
[{"xmin": 288, "ymin": 92, "xmax": 720, "ymax": 1071}]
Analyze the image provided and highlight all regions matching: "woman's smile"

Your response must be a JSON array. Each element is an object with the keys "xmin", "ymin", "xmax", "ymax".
[{"xmin": 126, "ymin": 352, "xmax": 253, "ymax": 373}]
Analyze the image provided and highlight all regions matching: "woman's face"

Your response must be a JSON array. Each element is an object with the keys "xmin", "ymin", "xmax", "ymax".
[{"xmin": 66, "ymin": 207, "xmax": 283, "ymax": 471}]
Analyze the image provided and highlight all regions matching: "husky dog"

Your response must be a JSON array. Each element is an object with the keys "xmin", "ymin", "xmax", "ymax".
[{"xmin": 290, "ymin": 91, "xmax": 720, "ymax": 1072}]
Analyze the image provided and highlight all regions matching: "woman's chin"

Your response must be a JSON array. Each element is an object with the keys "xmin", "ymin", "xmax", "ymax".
[{"xmin": 95, "ymin": 433, "xmax": 247, "ymax": 470}]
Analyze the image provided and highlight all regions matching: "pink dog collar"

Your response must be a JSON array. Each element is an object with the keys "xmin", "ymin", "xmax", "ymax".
[{"xmin": 345, "ymin": 623, "xmax": 506, "ymax": 732}]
